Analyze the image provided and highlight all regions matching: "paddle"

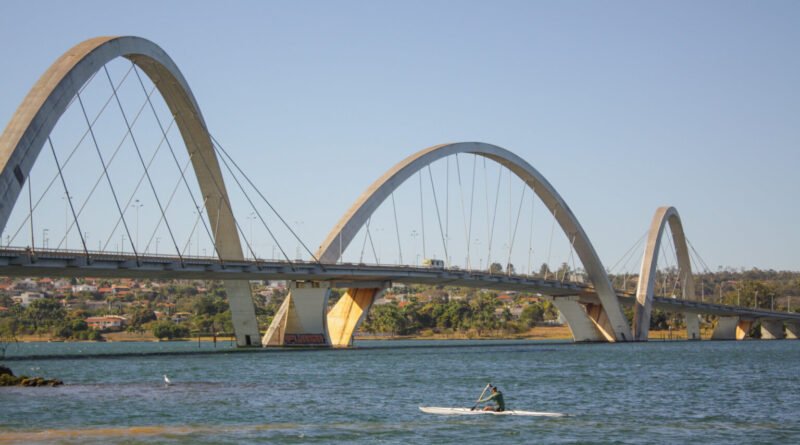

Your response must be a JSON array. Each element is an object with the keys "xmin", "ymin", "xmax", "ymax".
[{"xmin": 470, "ymin": 383, "xmax": 492, "ymax": 411}]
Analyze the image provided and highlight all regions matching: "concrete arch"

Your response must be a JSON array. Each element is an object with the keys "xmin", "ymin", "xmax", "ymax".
[
  {"xmin": 0, "ymin": 36, "xmax": 260, "ymax": 346},
  {"xmin": 633, "ymin": 206, "xmax": 695, "ymax": 341},
  {"xmin": 316, "ymin": 142, "xmax": 632, "ymax": 342}
]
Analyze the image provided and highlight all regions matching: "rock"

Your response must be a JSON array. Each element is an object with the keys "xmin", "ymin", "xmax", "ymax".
[
  {"xmin": 0, "ymin": 370, "xmax": 62, "ymax": 387},
  {"xmin": 0, "ymin": 365, "xmax": 13, "ymax": 377}
]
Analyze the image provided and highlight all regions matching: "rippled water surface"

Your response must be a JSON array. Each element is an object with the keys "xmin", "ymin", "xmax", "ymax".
[{"xmin": 1, "ymin": 339, "xmax": 799, "ymax": 444}]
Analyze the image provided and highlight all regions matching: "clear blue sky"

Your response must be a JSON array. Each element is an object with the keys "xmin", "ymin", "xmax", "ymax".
[{"xmin": 0, "ymin": 0, "xmax": 798, "ymax": 271}]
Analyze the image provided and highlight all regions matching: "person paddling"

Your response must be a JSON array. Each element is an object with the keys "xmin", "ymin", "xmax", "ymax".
[{"xmin": 478, "ymin": 385, "xmax": 505, "ymax": 412}]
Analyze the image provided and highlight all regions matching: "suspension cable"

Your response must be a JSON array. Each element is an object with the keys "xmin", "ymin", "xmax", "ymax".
[
  {"xmin": 47, "ymin": 137, "xmax": 89, "ymax": 256},
  {"xmin": 103, "ymin": 66, "xmax": 182, "ymax": 262},
  {"xmin": 486, "ymin": 164, "xmax": 502, "ymax": 272},
  {"xmin": 131, "ymin": 67, "xmax": 220, "ymax": 262},
  {"xmin": 7, "ymin": 67, "xmax": 144, "ymax": 247},
  {"xmin": 211, "ymin": 135, "xmax": 318, "ymax": 264},
  {"xmin": 391, "ymin": 192, "xmax": 403, "ymax": 264},
  {"xmin": 427, "ymin": 165, "xmax": 449, "ymax": 262},
  {"xmin": 103, "ymin": 118, "xmax": 178, "ymax": 253},
  {"xmin": 418, "ymin": 171, "xmax": 426, "ymax": 260},
  {"xmin": 544, "ymin": 208, "xmax": 558, "ymax": 280},
  {"xmin": 75, "ymin": 88, "xmax": 138, "ymax": 259},
  {"xmin": 505, "ymin": 185, "xmax": 526, "ymax": 276},
  {"xmin": 527, "ymin": 190, "xmax": 535, "ymax": 276}
]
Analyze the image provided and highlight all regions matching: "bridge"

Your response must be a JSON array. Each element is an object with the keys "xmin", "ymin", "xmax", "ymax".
[{"xmin": 1, "ymin": 36, "xmax": 797, "ymax": 347}]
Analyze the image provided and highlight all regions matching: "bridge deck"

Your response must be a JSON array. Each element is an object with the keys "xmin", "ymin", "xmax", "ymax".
[{"xmin": 1, "ymin": 248, "xmax": 798, "ymax": 322}]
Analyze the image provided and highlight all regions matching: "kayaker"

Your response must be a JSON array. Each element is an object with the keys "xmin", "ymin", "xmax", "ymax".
[{"xmin": 478, "ymin": 385, "xmax": 505, "ymax": 412}]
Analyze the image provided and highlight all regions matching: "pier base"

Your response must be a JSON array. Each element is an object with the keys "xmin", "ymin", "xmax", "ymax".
[
  {"xmin": 786, "ymin": 323, "xmax": 800, "ymax": 340},
  {"xmin": 327, "ymin": 287, "xmax": 384, "ymax": 347},
  {"xmin": 711, "ymin": 316, "xmax": 738, "ymax": 340},
  {"xmin": 685, "ymin": 313, "xmax": 701, "ymax": 340},
  {"xmin": 553, "ymin": 298, "xmax": 604, "ymax": 342},
  {"xmin": 262, "ymin": 282, "xmax": 330, "ymax": 346},
  {"xmin": 760, "ymin": 320, "xmax": 785, "ymax": 340}
]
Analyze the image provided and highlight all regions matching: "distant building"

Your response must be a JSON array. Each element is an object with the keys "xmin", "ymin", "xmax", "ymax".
[
  {"xmin": 86, "ymin": 315, "xmax": 127, "ymax": 331},
  {"xmin": 171, "ymin": 312, "xmax": 192, "ymax": 323},
  {"xmin": 12, "ymin": 291, "xmax": 45, "ymax": 307},
  {"xmin": 72, "ymin": 284, "xmax": 98, "ymax": 293},
  {"xmin": 13, "ymin": 278, "xmax": 38, "ymax": 291}
]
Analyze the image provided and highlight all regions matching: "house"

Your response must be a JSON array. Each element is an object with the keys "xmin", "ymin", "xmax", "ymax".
[
  {"xmin": 13, "ymin": 278, "xmax": 39, "ymax": 291},
  {"xmin": 171, "ymin": 312, "xmax": 192, "ymax": 323},
  {"xmin": 12, "ymin": 291, "xmax": 45, "ymax": 307},
  {"xmin": 86, "ymin": 315, "xmax": 127, "ymax": 331},
  {"xmin": 72, "ymin": 283, "xmax": 98, "ymax": 293}
]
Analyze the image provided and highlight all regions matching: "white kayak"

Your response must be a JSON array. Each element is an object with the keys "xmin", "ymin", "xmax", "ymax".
[{"xmin": 419, "ymin": 407, "xmax": 565, "ymax": 417}]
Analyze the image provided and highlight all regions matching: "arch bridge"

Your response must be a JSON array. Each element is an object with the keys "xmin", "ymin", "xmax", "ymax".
[{"xmin": 1, "ymin": 36, "xmax": 797, "ymax": 348}]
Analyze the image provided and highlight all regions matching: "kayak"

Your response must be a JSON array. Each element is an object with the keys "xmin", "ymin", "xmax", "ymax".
[{"xmin": 419, "ymin": 407, "xmax": 565, "ymax": 417}]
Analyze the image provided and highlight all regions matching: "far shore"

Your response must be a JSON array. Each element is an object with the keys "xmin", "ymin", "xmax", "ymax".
[{"xmin": 5, "ymin": 325, "xmax": 716, "ymax": 344}]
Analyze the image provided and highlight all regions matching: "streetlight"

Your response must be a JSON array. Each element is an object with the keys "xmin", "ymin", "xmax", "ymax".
[
  {"xmin": 246, "ymin": 212, "xmax": 256, "ymax": 259},
  {"xmin": 62, "ymin": 194, "xmax": 72, "ymax": 250},
  {"xmin": 293, "ymin": 220, "xmax": 304, "ymax": 260},
  {"xmin": 410, "ymin": 230, "xmax": 419, "ymax": 265},
  {"xmin": 155, "ymin": 237, "xmax": 161, "ymax": 255},
  {"xmin": 131, "ymin": 199, "xmax": 143, "ymax": 252},
  {"xmin": 42, "ymin": 228, "xmax": 49, "ymax": 249},
  {"xmin": 121, "ymin": 234, "xmax": 126, "ymax": 254}
]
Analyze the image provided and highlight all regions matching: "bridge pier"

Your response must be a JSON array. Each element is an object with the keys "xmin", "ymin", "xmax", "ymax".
[
  {"xmin": 225, "ymin": 280, "xmax": 262, "ymax": 347},
  {"xmin": 760, "ymin": 320, "xmax": 785, "ymax": 340},
  {"xmin": 711, "ymin": 316, "xmax": 739, "ymax": 340},
  {"xmin": 262, "ymin": 281, "xmax": 330, "ymax": 346},
  {"xmin": 786, "ymin": 323, "xmax": 800, "ymax": 340},
  {"xmin": 552, "ymin": 298, "xmax": 604, "ymax": 342},
  {"xmin": 736, "ymin": 319, "xmax": 753, "ymax": 340},
  {"xmin": 685, "ymin": 313, "xmax": 701, "ymax": 340},
  {"xmin": 327, "ymin": 287, "xmax": 385, "ymax": 347}
]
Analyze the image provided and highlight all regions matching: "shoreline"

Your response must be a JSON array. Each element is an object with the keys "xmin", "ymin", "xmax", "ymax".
[{"xmin": 6, "ymin": 326, "xmax": 714, "ymax": 343}]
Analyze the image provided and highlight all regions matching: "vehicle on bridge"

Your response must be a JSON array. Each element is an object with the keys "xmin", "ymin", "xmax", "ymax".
[{"xmin": 422, "ymin": 258, "xmax": 445, "ymax": 269}]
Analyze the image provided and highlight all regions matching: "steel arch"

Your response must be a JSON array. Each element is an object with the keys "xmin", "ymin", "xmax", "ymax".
[
  {"xmin": 316, "ymin": 142, "xmax": 633, "ymax": 341},
  {"xmin": 0, "ymin": 36, "xmax": 260, "ymax": 346},
  {"xmin": 633, "ymin": 206, "xmax": 695, "ymax": 340}
]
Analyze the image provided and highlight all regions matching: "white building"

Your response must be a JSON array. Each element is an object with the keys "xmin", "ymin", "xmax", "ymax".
[
  {"xmin": 72, "ymin": 284, "xmax": 98, "ymax": 293},
  {"xmin": 12, "ymin": 291, "xmax": 45, "ymax": 307}
]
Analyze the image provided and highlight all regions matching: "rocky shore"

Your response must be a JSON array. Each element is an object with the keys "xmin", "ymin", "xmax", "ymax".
[{"xmin": 0, "ymin": 365, "xmax": 63, "ymax": 387}]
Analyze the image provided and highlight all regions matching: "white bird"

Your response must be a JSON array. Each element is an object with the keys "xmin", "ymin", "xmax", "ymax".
[{"xmin": 163, "ymin": 374, "xmax": 172, "ymax": 387}]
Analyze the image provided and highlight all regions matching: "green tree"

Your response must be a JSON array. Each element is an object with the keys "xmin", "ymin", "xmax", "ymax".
[
  {"xmin": 23, "ymin": 298, "xmax": 66, "ymax": 332},
  {"xmin": 489, "ymin": 263, "xmax": 503, "ymax": 274}
]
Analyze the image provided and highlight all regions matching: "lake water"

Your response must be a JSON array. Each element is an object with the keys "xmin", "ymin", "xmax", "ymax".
[{"xmin": 1, "ymin": 339, "xmax": 799, "ymax": 444}]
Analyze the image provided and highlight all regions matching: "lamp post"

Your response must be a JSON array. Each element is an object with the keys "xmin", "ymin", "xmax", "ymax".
[
  {"xmin": 155, "ymin": 237, "xmax": 161, "ymax": 255},
  {"xmin": 42, "ymin": 228, "xmax": 49, "ymax": 249},
  {"xmin": 246, "ymin": 212, "xmax": 256, "ymax": 259},
  {"xmin": 410, "ymin": 230, "xmax": 419, "ymax": 265},
  {"xmin": 62, "ymin": 194, "xmax": 72, "ymax": 249},
  {"xmin": 131, "ymin": 199, "xmax": 143, "ymax": 252}
]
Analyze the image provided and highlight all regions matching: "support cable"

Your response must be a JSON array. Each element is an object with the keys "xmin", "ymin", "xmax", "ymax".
[
  {"xmin": 562, "ymin": 234, "xmax": 577, "ymax": 283},
  {"xmin": 527, "ymin": 191, "xmax": 535, "ymax": 276},
  {"xmin": 131, "ymin": 66, "xmax": 220, "ymax": 262},
  {"xmin": 103, "ymin": 66, "xmax": 182, "ymax": 263},
  {"xmin": 418, "ymin": 171, "xmax": 426, "ymax": 260},
  {"xmin": 486, "ymin": 164, "xmax": 502, "ymax": 272},
  {"xmin": 210, "ymin": 140, "xmax": 287, "ymax": 266},
  {"xmin": 359, "ymin": 217, "xmax": 371, "ymax": 263},
  {"xmin": 544, "ymin": 208, "xmax": 558, "ymax": 280},
  {"xmin": 7, "ymin": 67, "xmax": 145, "ymax": 246},
  {"xmin": 505, "ymin": 185, "xmax": 526, "ymax": 276},
  {"xmin": 454, "ymin": 154, "xmax": 471, "ymax": 268},
  {"xmin": 391, "ymin": 193, "xmax": 403, "ymax": 265},
  {"xmin": 211, "ymin": 135, "xmax": 317, "ymax": 264},
  {"xmin": 47, "ymin": 137, "xmax": 89, "ymax": 256},
  {"xmin": 427, "ymin": 165, "xmax": 449, "ymax": 262},
  {"xmin": 75, "ymin": 89, "xmax": 138, "ymax": 259},
  {"xmin": 445, "ymin": 157, "xmax": 449, "ymax": 265},
  {"xmin": 467, "ymin": 154, "xmax": 477, "ymax": 268},
  {"xmin": 101, "ymin": 118, "xmax": 178, "ymax": 252}
]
